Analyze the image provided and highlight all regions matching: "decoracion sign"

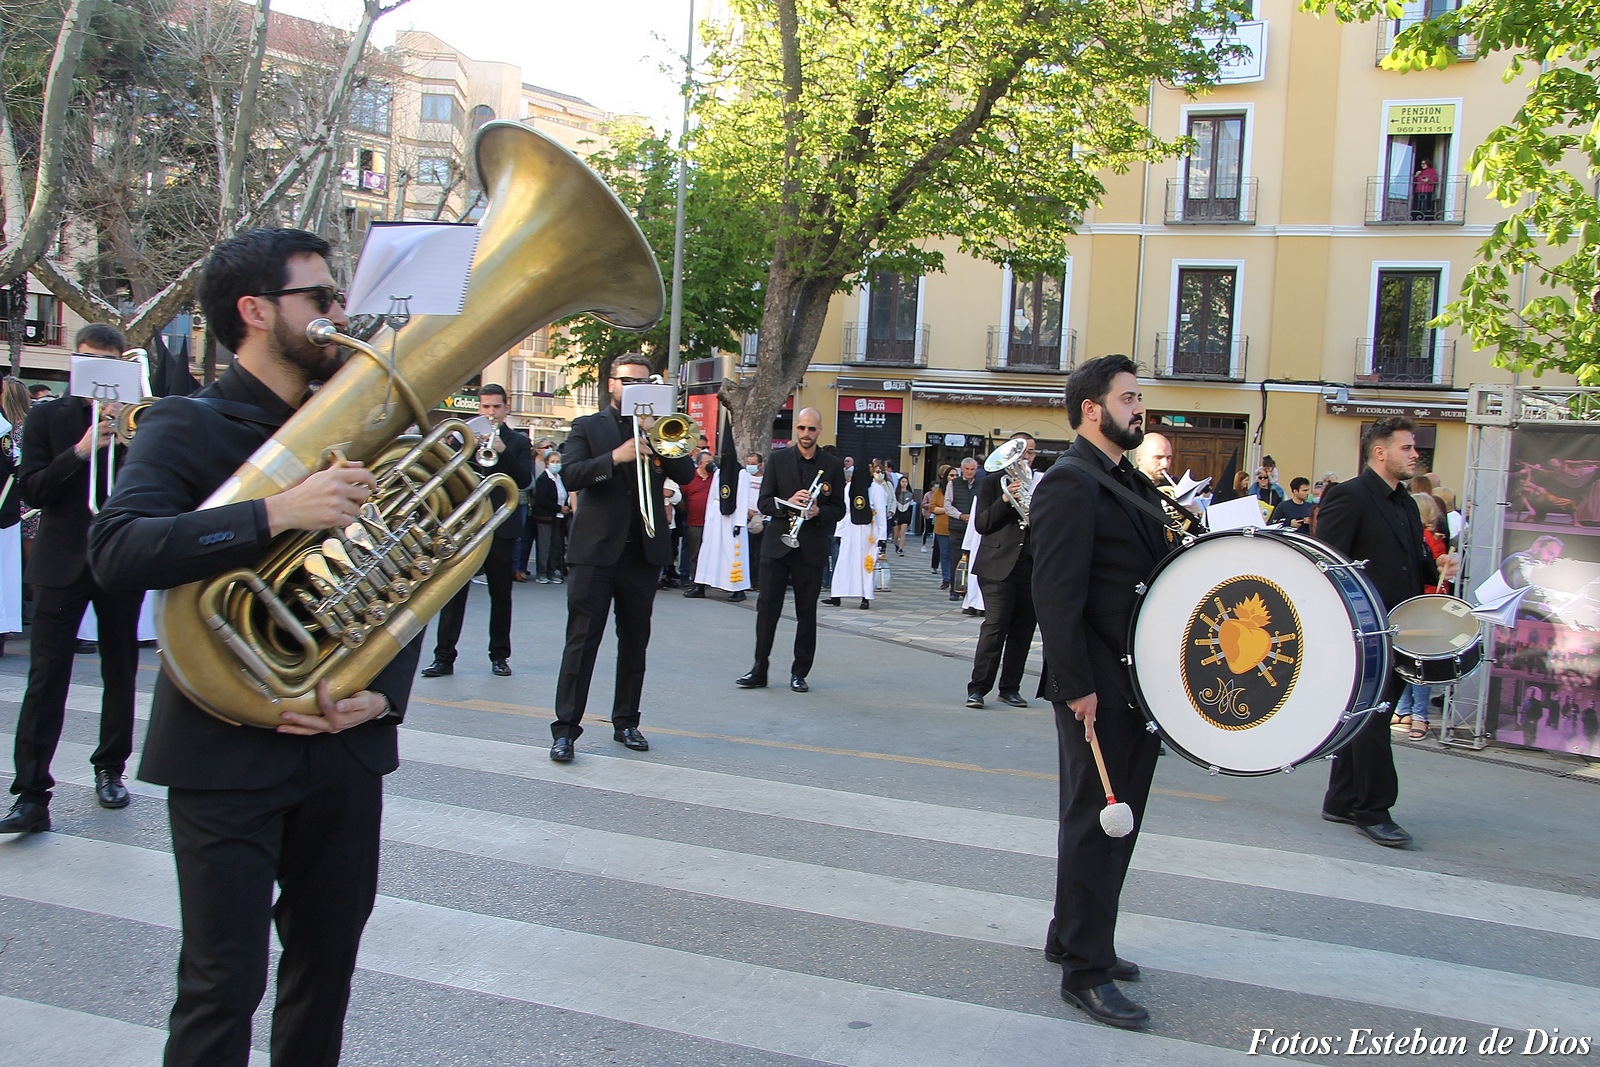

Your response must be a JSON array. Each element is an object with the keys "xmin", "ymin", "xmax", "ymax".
[
  {"xmin": 1324, "ymin": 400, "xmax": 1466, "ymax": 422},
  {"xmin": 1386, "ymin": 103, "xmax": 1457, "ymax": 136}
]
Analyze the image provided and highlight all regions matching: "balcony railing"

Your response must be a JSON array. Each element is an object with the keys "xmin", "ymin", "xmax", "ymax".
[
  {"xmin": 1366, "ymin": 175, "xmax": 1467, "ymax": 225},
  {"xmin": 0, "ymin": 320, "xmax": 63, "ymax": 346},
  {"xmin": 986, "ymin": 326, "xmax": 1076, "ymax": 372},
  {"xmin": 1376, "ymin": 16, "xmax": 1476, "ymax": 64},
  {"xmin": 1152, "ymin": 334, "xmax": 1248, "ymax": 382},
  {"xmin": 509, "ymin": 391, "xmax": 557, "ymax": 416},
  {"xmin": 842, "ymin": 322, "xmax": 929, "ymax": 367},
  {"xmin": 1165, "ymin": 177, "xmax": 1259, "ymax": 225},
  {"xmin": 1354, "ymin": 338, "xmax": 1456, "ymax": 388}
]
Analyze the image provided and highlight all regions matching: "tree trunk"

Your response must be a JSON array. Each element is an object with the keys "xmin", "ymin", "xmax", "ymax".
[
  {"xmin": 724, "ymin": 259, "xmax": 839, "ymax": 459},
  {"xmin": 6, "ymin": 277, "xmax": 26, "ymax": 375}
]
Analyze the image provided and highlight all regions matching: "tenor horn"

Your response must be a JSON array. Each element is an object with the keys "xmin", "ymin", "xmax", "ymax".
[{"xmin": 155, "ymin": 121, "xmax": 664, "ymax": 726}]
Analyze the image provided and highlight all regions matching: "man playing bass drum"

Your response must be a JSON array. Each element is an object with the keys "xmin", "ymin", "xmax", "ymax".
[{"xmin": 89, "ymin": 228, "xmax": 423, "ymax": 1067}]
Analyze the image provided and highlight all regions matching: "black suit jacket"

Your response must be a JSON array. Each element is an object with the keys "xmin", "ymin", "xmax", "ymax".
[
  {"xmin": 560, "ymin": 406, "xmax": 697, "ymax": 568},
  {"xmin": 1030, "ymin": 436, "xmax": 1169, "ymax": 708},
  {"xmin": 469, "ymin": 423, "xmax": 532, "ymax": 540},
  {"xmin": 88, "ymin": 365, "xmax": 421, "ymax": 790},
  {"xmin": 972, "ymin": 469, "xmax": 1029, "ymax": 581},
  {"xmin": 757, "ymin": 446, "xmax": 846, "ymax": 568},
  {"xmin": 1314, "ymin": 466, "xmax": 1436, "ymax": 611},
  {"xmin": 529, "ymin": 468, "xmax": 564, "ymax": 522},
  {"xmin": 19, "ymin": 396, "xmax": 127, "ymax": 588}
]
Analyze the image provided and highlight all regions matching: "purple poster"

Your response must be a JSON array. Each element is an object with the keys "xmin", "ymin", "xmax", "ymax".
[{"xmin": 1484, "ymin": 426, "xmax": 1600, "ymax": 757}]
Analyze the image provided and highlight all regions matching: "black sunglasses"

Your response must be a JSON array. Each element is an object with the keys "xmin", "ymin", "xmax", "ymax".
[{"xmin": 258, "ymin": 285, "xmax": 347, "ymax": 314}]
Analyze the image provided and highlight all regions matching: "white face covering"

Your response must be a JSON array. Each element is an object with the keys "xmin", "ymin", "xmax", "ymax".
[
  {"xmin": 746, "ymin": 464, "xmax": 758, "ymax": 475},
  {"xmin": 547, "ymin": 462, "xmax": 561, "ymax": 474}
]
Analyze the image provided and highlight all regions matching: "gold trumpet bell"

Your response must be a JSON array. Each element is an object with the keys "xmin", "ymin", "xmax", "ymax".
[{"xmin": 155, "ymin": 121, "xmax": 664, "ymax": 727}]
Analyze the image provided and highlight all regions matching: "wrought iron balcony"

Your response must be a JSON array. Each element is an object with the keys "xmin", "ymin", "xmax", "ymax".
[
  {"xmin": 1366, "ymin": 175, "xmax": 1467, "ymax": 224},
  {"xmin": 1376, "ymin": 16, "xmax": 1476, "ymax": 64},
  {"xmin": 1164, "ymin": 177, "xmax": 1259, "ymax": 225},
  {"xmin": 841, "ymin": 322, "xmax": 929, "ymax": 367},
  {"xmin": 1354, "ymin": 339, "xmax": 1456, "ymax": 388},
  {"xmin": 986, "ymin": 326, "xmax": 1075, "ymax": 372},
  {"xmin": 1151, "ymin": 334, "xmax": 1248, "ymax": 382},
  {"xmin": 0, "ymin": 320, "xmax": 63, "ymax": 346}
]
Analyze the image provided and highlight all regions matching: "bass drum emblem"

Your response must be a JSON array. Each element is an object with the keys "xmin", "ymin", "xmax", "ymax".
[{"xmin": 1181, "ymin": 576, "xmax": 1302, "ymax": 730}]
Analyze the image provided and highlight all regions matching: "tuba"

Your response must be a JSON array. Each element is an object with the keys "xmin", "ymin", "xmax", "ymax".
[{"xmin": 155, "ymin": 121, "xmax": 664, "ymax": 727}]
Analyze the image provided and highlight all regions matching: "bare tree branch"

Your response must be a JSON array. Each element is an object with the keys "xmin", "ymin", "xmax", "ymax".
[
  {"xmin": 29, "ymin": 254, "xmax": 120, "ymax": 322},
  {"xmin": 0, "ymin": 0, "xmax": 99, "ymax": 288},
  {"xmin": 220, "ymin": 0, "xmax": 273, "ymax": 231}
]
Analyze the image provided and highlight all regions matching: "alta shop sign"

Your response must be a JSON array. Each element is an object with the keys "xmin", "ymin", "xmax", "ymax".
[{"xmin": 838, "ymin": 396, "xmax": 904, "ymax": 414}]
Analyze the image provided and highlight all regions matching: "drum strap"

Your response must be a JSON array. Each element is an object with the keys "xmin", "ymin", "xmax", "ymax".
[{"xmin": 1061, "ymin": 457, "xmax": 1203, "ymax": 543}]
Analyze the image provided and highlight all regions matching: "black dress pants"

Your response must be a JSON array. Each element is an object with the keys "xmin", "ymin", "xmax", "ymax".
[
  {"xmin": 752, "ymin": 551, "xmax": 822, "ymax": 679},
  {"xmin": 1046, "ymin": 699, "xmax": 1161, "ymax": 992},
  {"xmin": 431, "ymin": 536, "xmax": 515, "ymax": 663},
  {"xmin": 10, "ymin": 570, "xmax": 141, "ymax": 803},
  {"xmin": 969, "ymin": 562, "xmax": 1036, "ymax": 695},
  {"xmin": 164, "ymin": 741, "xmax": 383, "ymax": 1067},
  {"xmin": 1323, "ymin": 670, "xmax": 1404, "ymax": 825},
  {"xmin": 552, "ymin": 541, "xmax": 659, "ymax": 740}
]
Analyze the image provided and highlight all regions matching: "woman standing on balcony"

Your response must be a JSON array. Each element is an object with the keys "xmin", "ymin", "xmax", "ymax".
[{"xmin": 1412, "ymin": 160, "xmax": 1440, "ymax": 220}]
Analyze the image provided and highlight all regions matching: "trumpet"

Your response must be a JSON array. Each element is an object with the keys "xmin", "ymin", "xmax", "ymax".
[
  {"xmin": 983, "ymin": 437, "xmax": 1033, "ymax": 527},
  {"xmin": 469, "ymin": 415, "xmax": 500, "ymax": 468},
  {"xmin": 778, "ymin": 470, "xmax": 825, "ymax": 549}
]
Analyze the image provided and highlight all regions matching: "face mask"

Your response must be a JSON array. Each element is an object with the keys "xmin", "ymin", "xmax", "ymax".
[
  {"xmin": 746, "ymin": 464, "xmax": 758, "ymax": 475},
  {"xmin": 548, "ymin": 463, "xmax": 561, "ymax": 473}
]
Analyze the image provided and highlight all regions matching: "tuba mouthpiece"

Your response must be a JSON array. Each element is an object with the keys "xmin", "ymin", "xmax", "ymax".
[{"xmin": 306, "ymin": 318, "xmax": 340, "ymax": 346}]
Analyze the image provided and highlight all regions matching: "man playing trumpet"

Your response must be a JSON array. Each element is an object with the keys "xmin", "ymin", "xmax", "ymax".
[{"xmin": 735, "ymin": 408, "xmax": 845, "ymax": 693}]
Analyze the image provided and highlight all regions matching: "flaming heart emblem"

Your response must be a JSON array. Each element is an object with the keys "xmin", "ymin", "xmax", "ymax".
[{"xmin": 1218, "ymin": 594, "xmax": 1273, "ymax": 675}]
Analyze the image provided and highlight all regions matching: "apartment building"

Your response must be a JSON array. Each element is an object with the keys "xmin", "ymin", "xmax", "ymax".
[{"xmin": 760, "ymin": 2, "xmax": 1572, "ymax": 493}]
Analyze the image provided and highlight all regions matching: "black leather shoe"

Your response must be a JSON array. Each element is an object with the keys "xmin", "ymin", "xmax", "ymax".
[
  {"xmin": 735, "ymin": 668, "xmax": 768, "ymax": 689},
  {"xmin": 789, "ymin": 675, "xmax": 809, "ymax": 693},
  {"xmin": 94, "ymin": 769, "xmax": 130, "ymax": 810},
  {"xmin": 1357, "ymin": 820, "xmax": 1413, "ymax": 848},
  {"xmin": 550, "ymin": 738, "xmax": 575, "ymax": 762},
  {"xmin": 965, "ymin": 689, "xmax": 986, "ymax": 709},
  {"xmin": 614, "ymin": 728, "xmax": 649, "ymax": 751},
  {"xmin": 822, "ymin": 597, "xmax": 841, "ymax": 606},
  {"xmin": 1043, "ymin": 949, "xmax": 1140, "ymax": 982},
  {"xmin": 0, "ymin": 799, "xmax": 50, "ymax": 834},
  {"xmin": 683, "ymin": 585, "xmax": 705, "ymax": 598},
  {"xmin": 420, "ymin": 660, "xmax": 453, "ymax": 678},
  {"xmin": 1060, "ymin": 982, "xmax": 1149, "ymax": 1028},
  {"xmin": 490, "ymin": 659, "xmax": 512, "ymax": 677},
  {"xmin": 997, "ymin": 691, "xmax": 1028, "ymax": 708},
  {"xmin": 76, "ymin": 640, "xmax": 98, "ymax": 655},
  {"xmin": 1321, "ymin": 809, "xmax": 1356, "ymax": 825},
  {"xmin": 728, "ymin": 591, "xmax": 747, "ymax": 603},
  {"xmin": 858, "ymin": 598, "xmax": 870, "ymax": 609}
]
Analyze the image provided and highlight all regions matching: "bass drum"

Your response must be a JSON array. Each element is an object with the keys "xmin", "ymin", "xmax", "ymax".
[{"xmin": 1127, "ymin": 529, "xmax": 1390, "ymax": 776}]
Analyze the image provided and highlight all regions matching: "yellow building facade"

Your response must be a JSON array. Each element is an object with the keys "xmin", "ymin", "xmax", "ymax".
[{"xmin": 776, "ymin": 4, "xmax": 1576, "ymax": 496}]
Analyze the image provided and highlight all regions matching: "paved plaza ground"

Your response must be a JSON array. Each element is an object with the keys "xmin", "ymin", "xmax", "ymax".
[{"xmin": 2, "ymin": 542, "xmax": 1598, "ymax": 1066}]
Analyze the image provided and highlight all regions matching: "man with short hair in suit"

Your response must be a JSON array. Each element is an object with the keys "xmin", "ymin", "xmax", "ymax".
[
  {"xmin": 965, "ymin": 432, "xmax": 1038, "ymax": 710},
  {"xmin": 1032, "ymin": 355, "xmax": 1173, "ymax": 1029},
  {"xmin": 548, "ymin": 355, "xmax": 698, "ymax": 761},
  {"xmin": 88, "ymin": 227, "xmax": 424, "ymax": 1065},
  {"xmin": 421, "ymin": 383, "xmax": 533, "ymax": 678},
  {"xmin": 735, "ymin": 407, "xmax": 845, "ymax": 693},
  {"xmin": 1315, "ymin": 416, "xmax": 1455, "ymax": 849},
  {"xmin": 1, "ymin": 324, "xmax": 144, "ymax": 834}
]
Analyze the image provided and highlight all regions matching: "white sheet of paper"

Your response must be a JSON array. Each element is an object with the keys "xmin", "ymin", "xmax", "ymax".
[
  {"xmin": 620, "ymin": 383, "xmax": 675, "ymax": 420},
  {"xmin": 70, "ymin": 355, "xmax": 145, "ymax": 403},
  {"xmin": 346, "ymin": 222, "xmax": 480, "ymax": 317},
  {"xmin": 1472, "ymin": 570, "xmax": 1516, "ymax": 608},
  {"xmin": 1172, "ymin": 469, "xmax": 1212, "ymax": 506},
  {"xmin": 1206, "ymin": 495, "xmax": 1264, "ymax": 531}
]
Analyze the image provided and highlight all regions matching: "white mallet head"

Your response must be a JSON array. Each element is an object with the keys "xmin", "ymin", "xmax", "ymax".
[{"xmin": 1100, "ymin": 801, "xmax": 1135, "ymax": 838}]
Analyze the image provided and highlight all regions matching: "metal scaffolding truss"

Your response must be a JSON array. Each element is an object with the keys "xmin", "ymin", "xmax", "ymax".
[{"xmin": 1445, "ymin": 385, "xmax": 1600, "ymax": 748}]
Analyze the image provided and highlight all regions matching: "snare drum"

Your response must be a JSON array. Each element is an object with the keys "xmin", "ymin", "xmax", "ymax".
[
  {"xmin": 1388, "ymin": 595, "xmax": 1483, "ymax": 685},
  {"xmin": 1127, "ymin": 529, "xmax": 1390, "ymax": 776}
]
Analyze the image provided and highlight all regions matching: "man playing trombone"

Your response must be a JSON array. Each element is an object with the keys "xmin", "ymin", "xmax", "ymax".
[
  {"xmin": 735, "ymin": 408, "xmax": 845, "ymax": 693},
  {"xmin": 548, "ymin": 356, "xmax": 698, "ymax": 761}
]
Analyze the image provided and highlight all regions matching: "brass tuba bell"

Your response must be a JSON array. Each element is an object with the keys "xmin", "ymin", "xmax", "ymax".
[{"xmin": 155, "ymin": 121, "xmax": 664, "ymax": 726}]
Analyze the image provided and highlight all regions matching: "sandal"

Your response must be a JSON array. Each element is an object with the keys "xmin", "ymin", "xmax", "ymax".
[
  {"xmin": 1408, "ymin": 722, "xmax": 1429, "ymax": 741},
  {"xmin": 1391, "ymin": 715, "xmax": 1412, "ymax": 730}
]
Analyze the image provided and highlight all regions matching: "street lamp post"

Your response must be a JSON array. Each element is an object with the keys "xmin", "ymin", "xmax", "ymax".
[{"xmin": 665, "ymin": 0, "xmax": 695, "ymax": 397}]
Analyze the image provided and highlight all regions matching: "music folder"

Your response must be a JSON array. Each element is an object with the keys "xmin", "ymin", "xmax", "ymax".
[
  {"xmin": 346, "ymin": 222, "xmax": 479, "ymax": 318},
  {"xmin": 620, "ymin": 383, "xmax": 675, "ymax": 420}
]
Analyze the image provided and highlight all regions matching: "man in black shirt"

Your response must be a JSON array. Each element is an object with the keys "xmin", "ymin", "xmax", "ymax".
[{"xmin": 1269, "ymin": 476, "xmax": 1314, "ymax": 531}]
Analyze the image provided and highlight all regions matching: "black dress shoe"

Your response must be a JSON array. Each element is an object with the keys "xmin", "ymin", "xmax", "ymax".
[
  {"xmin": 1043, "ymin": 949, "xmax": 1140, "ymax": 982},
  {"xmin": 0, "ymin": 799, "xmax": 50, "ymax": 834},
  {"xmin": 965, "ymin": 689, "xmax": 986, "ymax": 709},
  {"xmin": 683, "ymin": 585, "xmax": 705, "ymax": 598},
  {"xmin": 789, "ymin": 675, "xmax": 809, "ymax": 693},
  {"xmin": 858, "ymin": 598, "xmax": 870, "ymax": 609},
  {"xmin": 735, "ymin": 668, "xmax": 768, "ymax": 689},
  {"xmin": 550, "ymin": 738, "xmax": 575, "ymax": 762},
  {"xmin": 420, "ymin": 660, "xmax": 453, "ymax": 678},
  {"xmin": 1321, "ymin": 809, "xmax": 1356, "ymax": 825},
  {"xmin": 614, "ymin": 728, "xmax": 650, "ymax": 751},
  {"xmin": 1061, "ymin": 982, "xmax": 1149, "ymax": 1028},
  {"xmin": 1357, "ymin": 820, "xmax": 1413, "ymax": 848},
  {"xmin": 490, "ymin": 659, "xmax": 512, "ymax": 677},
  {"xmin": 728, "ymin": 591, "xmax": 747, "ymax": 602},
  {"xmin": 76, "ymin": 639, "xmax": 98, "ymax": 655},
  {"xmin": 997, "ymin": 691, "xmax": 1028, "ymax": 708},
  {"xmin": 822, "ymin": 597, "xmax": 841, "ymax": 606},
  {"xmin": 94, "ymin": 769, "xmax": 130, "ymax": 810}
]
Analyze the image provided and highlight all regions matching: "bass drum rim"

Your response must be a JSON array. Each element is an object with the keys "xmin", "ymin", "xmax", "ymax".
[{"xmin": 1125, "ymin": 528, "xmax": 1391, "ymax": 776}]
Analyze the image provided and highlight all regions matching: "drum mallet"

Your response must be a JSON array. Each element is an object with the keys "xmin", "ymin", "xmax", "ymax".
[{"xmin": 1086, "ymin": 723, "xmax": 1135, "ymax": 838}]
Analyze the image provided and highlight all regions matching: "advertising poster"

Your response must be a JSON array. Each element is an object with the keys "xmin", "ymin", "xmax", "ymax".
[{"xmin": 1482, "ymin": 425, "xmax": 1600, "ymax": 757}]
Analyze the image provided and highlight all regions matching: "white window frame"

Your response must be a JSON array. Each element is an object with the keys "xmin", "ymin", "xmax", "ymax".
[
  {"xmin": 996, "ymin": 261, "xmax": 1073, "ymax": 369},
  {"xmin": 1376, "ymin": 97, "xmax": 1466, "ymax": 218},
  {"xmin": 1366, "ymin": 259, "xmax": 1452, "ymax": 385},
  {"xmin": 1166, "ymin": 258, "xmax": 1248, "ymax": 378},
  {"xmin": 856, "ymin": 272, "xmax": 927, "ymax": 362},
  {"xmin": 1177, "ymin": 103, "xmax": 1257, "ymax": 223}
]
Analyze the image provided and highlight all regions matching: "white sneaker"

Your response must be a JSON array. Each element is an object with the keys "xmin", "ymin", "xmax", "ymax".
[{"xmin": 470, "ymin": 576, "xmax": 488, "ymax": 585}]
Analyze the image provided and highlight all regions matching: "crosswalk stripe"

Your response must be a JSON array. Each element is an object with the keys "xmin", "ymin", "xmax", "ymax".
[
  {"xmin": 0, "ymin": 833, "xmax": 1261, "ymax": 1067},
  {"xmin": 0, "ymin": 995, "xmax": 268, "ymax": 1067},
  {"xmin": 395, "ymin": 727, "xmax": 1600, "ymax": 941}
]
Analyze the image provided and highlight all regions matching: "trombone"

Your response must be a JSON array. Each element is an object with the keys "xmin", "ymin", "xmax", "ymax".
[
  {"xmin": 627, "ymin": 395, "xmax": 699, "ymax": 538},
  {"xmin": 87, "ymin": 347, "xmax": 151, "ymax": 515}
]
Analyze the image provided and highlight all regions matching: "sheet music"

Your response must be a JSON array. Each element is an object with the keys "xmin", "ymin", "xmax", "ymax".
[
  {"xmin": 346, "ymin": 222, "xmax": 480, "ymax": 317},
  {"xmin": 69, "ymin": 355, "xmax": 146, "ymax": 403}
]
